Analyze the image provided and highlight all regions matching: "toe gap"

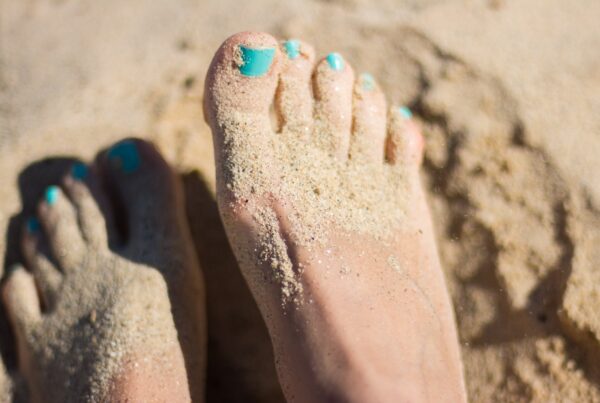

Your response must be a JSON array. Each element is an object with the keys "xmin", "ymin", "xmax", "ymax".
[
  {"xmin": 100, "ymin": 174, "xmax": 129, "ymax": 248},
  {"xmin": 269, "ymin": 102, "xmax": 280, "ymax": 133}
]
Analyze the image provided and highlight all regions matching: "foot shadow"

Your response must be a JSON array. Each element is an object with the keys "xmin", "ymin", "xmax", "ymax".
[{"xmin": 181, "ymin": 172, "xmax": 284, "ymax": 403}]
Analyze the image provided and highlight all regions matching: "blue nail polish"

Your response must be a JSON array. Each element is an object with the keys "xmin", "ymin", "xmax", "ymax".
[
  {"xmin": 399, "ymin": 106, "xmax": 412, "ymax": 120},
  {"xmin": 239, "ymin": 45, "xmax": 276, "ymax": 77},
  {"xmin": 107, "ymin": 140, "xmax": 141, "ymax": 173},
  {"xmin": 45, "ymin": 186, "xmax": 60, "ymax": 206},
  {"xmin": 326, "ymin": 52, "xmax": 344, "ymax": 71},
  {"xmin": 71, "ymin": 163, "xmax": 88, "ymax": 180},
  {"xmin": 283, "ymin": 40, "xmax": 300, "ymax": 60},
  {"xmin": 360, "ymin": 73, "xmax": 375, "ymax": 91},
  {"xmin": 26, "ymin": 217, "xmax": 40, "ymax": 233}
]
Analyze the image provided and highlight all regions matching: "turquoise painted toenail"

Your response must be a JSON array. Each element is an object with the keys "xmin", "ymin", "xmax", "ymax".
[
  {"xmin": 283, "ymin": 40, "xmax": 300, "ymax": 60},
  {"xmin": 45, "ymin": 186, "xmax": 59, "ymax": 206},
  {"xmin": 399, "ymin": 106, "xmax": 413, "ymax": 120},
  {"xmin": 107, "ymin": 140, "xmax": 141, "ymax": 174},
  {"xmin": 239, "ymin": 45, "xmax": 275, "ymax": 77},
  {"xmin": 360, "ymin": 73, "xmax": 375, "ymax": 90},
  {"xmin": 71, "ymin": 163, "xmax": 88, "ymax": 180},
  {"xmin": 26, "ymin": 217, "xmax": 40, "ymax": 233},
  {"xmin": 326, "ymin": 52, "xmax": 344, "ymax": 71}
]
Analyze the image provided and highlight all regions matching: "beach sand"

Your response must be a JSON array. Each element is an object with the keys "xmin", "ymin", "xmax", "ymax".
[{"xmin": 1, "ymin": 0, "xmax": 599, "ymax": 401}]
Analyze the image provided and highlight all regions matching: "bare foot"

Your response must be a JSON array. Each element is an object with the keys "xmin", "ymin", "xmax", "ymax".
[
  {"xmin": 2, "ymin": 139, "xmax": 206, "ymax": 402},
  {"xmin": 204, "ymin": 32, "xmax": 467, "ymax": 402}
]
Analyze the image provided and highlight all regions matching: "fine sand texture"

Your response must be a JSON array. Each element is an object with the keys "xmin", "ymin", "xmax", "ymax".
[{"xmin": 1, "ymin": 0, "xmax": 599, "ymax": 401}]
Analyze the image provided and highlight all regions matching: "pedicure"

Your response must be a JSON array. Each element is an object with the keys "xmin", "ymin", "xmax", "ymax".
[
  {"xmin": 26, "ymin": 217, "xmax": 40, "ymax": 233},
  {"xmin": 107, "ymin": 140, "xmax": 141, "ymax": 174},
  {"xmin": 326, "ymin": 52, "xmax": 344, "ymax": 71},
  {"xmin": 398, "ymin": 106, "xmax": 413, "ymax": 120},
  {"xmin": 238, "ymin": 45, "xmax": 276, "ymax": 77},
  {"xmin": 283, "ymin": 40, "xmax": 300, "ymax": 60},
  {"xmin": 45, "ymin": 185, "xmax": 60, "ymax": 206},
  {"xmin": 360, "ymin": 73, "xmax": 375, "ymax": 91},
  {"xmin": 71, "ymin": 162, "xmax": 88, "ymax": 180}
]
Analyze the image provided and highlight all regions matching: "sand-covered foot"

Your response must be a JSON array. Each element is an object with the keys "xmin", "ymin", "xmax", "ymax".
[
  {"xmin": 205, "ymin": 32, "xmax": 467, "ymax": 402},
  {"xmin": 2, "ymin": 139, "xmax": 206, "ymax": 402}
]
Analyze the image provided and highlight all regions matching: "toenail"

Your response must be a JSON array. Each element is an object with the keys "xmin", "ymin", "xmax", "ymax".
[
  {"xmin": 26, "ymin": 217, "xmax": 40, "ymax": 233},
  {"xmin": 45, "ymin": 186, "xmax": 60, "ymax": 206},
  {"xmin": 283, "ymin": 40, "xmax": 300, "ymax": 60},
  {"xmin": 360, "ymin": 73, "xmax": 375, "ymax": 91},
  {"xmin": 71, "ymin": 163, "xmax": 88, "ymax": 180},
  {"xmin": 238, "ymin": 45, "xmax": 276, "ymax": 77},
  {"xmin": 398, "ymin": 106, "xmax": 413, "ymax": 120},
  {"xmin": 107, "ymin": 140, "xmax": 141, "ymax": 174},
  {"xmin": 326, "ymin": 52, "xmax": 344, "ymax": 71}
]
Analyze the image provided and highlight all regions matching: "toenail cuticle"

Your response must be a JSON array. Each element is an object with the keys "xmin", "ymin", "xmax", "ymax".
[
  {"xmin": 360, "ymin": 73, "xmax": 375, "ymax": 91},
  {"xmin": 26, "ymin": 217, "xmax": 40, "ymax": 233},
  {"xmin": 398, "ymin": 106, "xmax": 413, "ymax": 120},
  {"xmin": 71, "ymin": 163, "xmax": 88, "ymax": 180},
  {"xmin": 107, "ymin": 140, "xmax": 141, "ymax": 174},
  {"xmin": 238, "ymin": 45, "xmax": 276, "ymax": 77},
  {"xmin": 326, "ymin": 52, "xmax": 344, "ymax": 71},
  {"xmin": 283, "ymin": 40, "xmax": 300, "ymax": 60},
  {"xmin": 45, "ymin": 186, "xmax": 60, "ymax": 206}
]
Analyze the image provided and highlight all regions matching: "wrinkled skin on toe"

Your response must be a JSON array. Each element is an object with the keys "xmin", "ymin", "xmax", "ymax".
[{"xmin": 205, "ymin": 32, "xmax": 466, "ymax": 402}]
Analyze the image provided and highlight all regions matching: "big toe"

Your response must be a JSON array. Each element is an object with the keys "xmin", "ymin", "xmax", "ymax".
[
  {"xmin": 204, "ymin": 31, "xmax": 281, "ymax": 119},
  {"xmin": 100, "ymin": 139, "xmax": 185, "ymax": 256},
  {"xmin": 204, "ymin": 31, "xmax": 282, "ymax": 205}
]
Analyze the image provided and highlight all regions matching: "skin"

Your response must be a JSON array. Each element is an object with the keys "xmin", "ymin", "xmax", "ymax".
[
  {"xmin": 2, "ymin": 32, "xmax": 467, "ymax": 403},
  {"xmin": 2, "ymin": 139, "xmax": 206, "ymax": 402},
  {"xmin": 204, "ymin": 32, "xmax": 467, "ymax": 402}
]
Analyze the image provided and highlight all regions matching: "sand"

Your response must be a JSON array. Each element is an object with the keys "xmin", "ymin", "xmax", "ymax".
[{"xmin": 1, "ymin": 0, "xmax": 599, "ymax": 401}]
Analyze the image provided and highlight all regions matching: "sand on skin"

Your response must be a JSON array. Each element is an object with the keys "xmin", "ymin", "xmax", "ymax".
[{"xmin": 1, "ymin": 0, "xmax": 600, "ymax": 401}]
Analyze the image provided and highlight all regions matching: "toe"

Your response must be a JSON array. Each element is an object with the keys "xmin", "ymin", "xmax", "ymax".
[
  {"xmin": 386, "ymin": 106, "xmax": 424, "ymax": 169},
  {"xmin": 276, "ymin": 39, "xmax": 315, "ymax": 136},
  {"xmin": 21, "ymin": 218, "xmax": 63, "ymax": 309},
  {"xmin": 62, "ymin": 162, "xmax": 110, "ymax": 249},
  {"xmin": 101, "ymin": 139, "xmax": 184, "ymax": 252},
  {"xmin": 205, "ymin": 31, "xmax": 281, "ymax": 115},
  {"xmin": 349, "ymin": 73, "xmax": 387, "ymax": 162},
  {"xmin": 313, "ymin": 52, "xmax": 354, "ymax": 159},
  {"xmin": 37, "ymin": 185, "xmax": 86, "ymax": 272},
  {"xmin": 2, "ymin": 265, "xmax": 41, "ymax": 337},
  {"xmin": 204, "ymin": 31, "xmax": 282, "ymax": 204}
]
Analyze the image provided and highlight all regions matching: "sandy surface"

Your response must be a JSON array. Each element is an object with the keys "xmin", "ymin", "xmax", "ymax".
[{"xmin": 1, "ymin": 0, "xmax": 599, "ymax": 401}]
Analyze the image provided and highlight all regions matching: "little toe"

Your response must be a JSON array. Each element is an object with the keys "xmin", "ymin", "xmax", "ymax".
[
  {"xmin": 21, "ymin": 217, "xmax": 63, "ymax": 309},
  {"xmin": 386, "ymin": 106, "xmax": 424, "ymax": 170},
  {"xmin": 62, "ymin": 162, "xmax": 110, "ymax": 249},
  {"xmin": 101, "ymin": 138, "xmax": 183, "ymax": 253},
  {"xmin": 313, "ymin": 52, "xmax": 354, "ymax": 159},
  {"xmin": 276, "ymin": 39, "xmax": 315, "ymax": 136},
  {"xmin": 2, "ymin": 265, "xmax": 41, "ymax": 339},
  {"xmin": 349, "ymin": 73, "xmax": 387, "ymax": 162},
  {"xmin": 37, "ymin": 185, "xmax": 87, "ymax": 272}
]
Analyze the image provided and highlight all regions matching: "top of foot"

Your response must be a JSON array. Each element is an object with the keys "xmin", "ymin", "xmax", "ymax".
[
  {"xmin": 204, "ymin": 32, "xmax": 464, "ymax": 402},
  {"xmin": 205, "ymin": 32, "xmax": 424, "ymax": 299},
  {"xmin": 2, "ymin": 139, "xmax": 205, "ymax": 402}
]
